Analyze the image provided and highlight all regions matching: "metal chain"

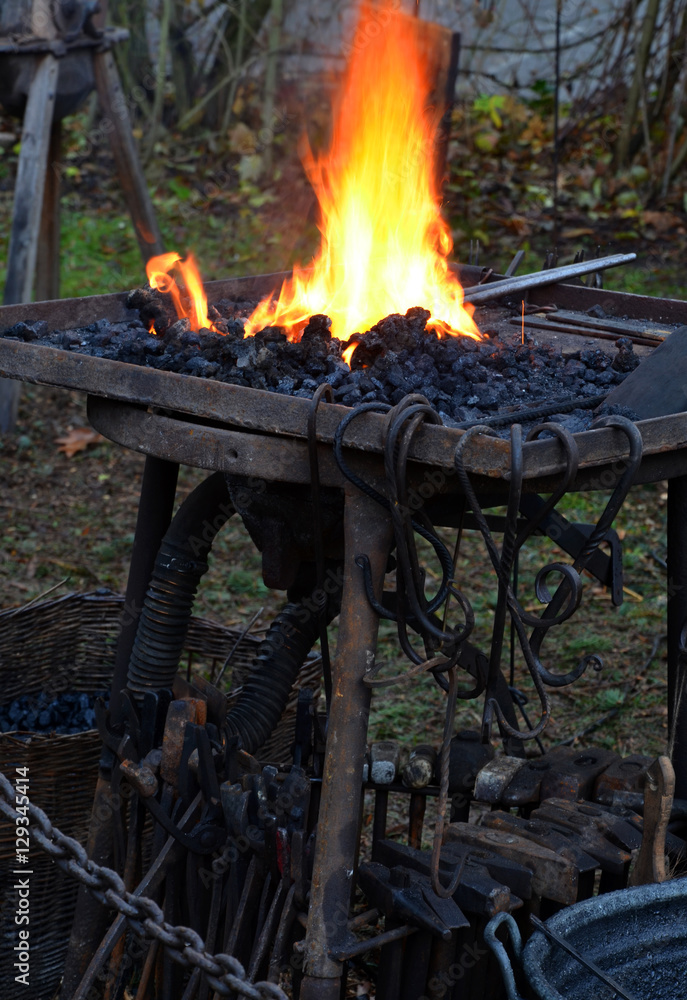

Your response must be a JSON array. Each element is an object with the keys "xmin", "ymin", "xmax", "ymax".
[{"xmin": 0, "ymin": 772, "xmax": 287, "ymax": 1000}]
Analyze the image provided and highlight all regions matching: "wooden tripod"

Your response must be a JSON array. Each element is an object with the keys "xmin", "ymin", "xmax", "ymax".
[{"xmin": 0, "ymin": 29, "xmax": 164, "ymax": 432}]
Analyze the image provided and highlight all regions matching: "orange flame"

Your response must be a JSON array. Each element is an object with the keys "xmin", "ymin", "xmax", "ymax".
[
  {"xmin": 244, "ymin": 2, "xmax": 480, "ymax": 352},
  {"xmin": 146, "ymin": 252, "xmax": 220, "ymax": 334}
]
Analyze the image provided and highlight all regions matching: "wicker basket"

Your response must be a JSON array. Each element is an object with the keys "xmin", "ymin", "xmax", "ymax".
[{"xmin": 0, "ymin": 590, "xmax": 321, "ymax": 1000}]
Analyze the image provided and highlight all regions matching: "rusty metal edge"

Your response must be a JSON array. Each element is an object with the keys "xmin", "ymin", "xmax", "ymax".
[
  {"xmin": 0, "ymin": 264, "xmax": 492, "ymax": 333},
  {"xmin": 0, "ymin": 271, "xmax": 295, "ymax": 332},
  {"xmin": 0, "ymin": 336, "xmax": 511, "ymax": 472},
  {"xmin": 527, "ymin": 281, "xmax": 687, "ymax": 326},
  {"xmin": 1, "ymin": 263, "xmax": 683, "ymax": 332},
  {"xmin": 86, "ymin": 396, "xmax": 346, "ymax": 487},
  {"xmin": 3, "ymin": 336, "xmax": 687, "ymax": 481}
]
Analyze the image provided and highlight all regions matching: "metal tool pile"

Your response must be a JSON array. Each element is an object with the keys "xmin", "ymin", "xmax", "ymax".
[{"xmin": 69, "ymin": 683, "xmax": 687, "ymax": 1000}]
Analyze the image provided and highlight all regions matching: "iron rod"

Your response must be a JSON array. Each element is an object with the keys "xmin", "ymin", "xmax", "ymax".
[
  {"xmin": 462, "ymin": 253, "xmax": 637, "ymax": 305},
  {"xmin": 530, "ymin": 915, "xmax": 638, "ymax": 1000},
  {"xmin": 331, "ymin": 924, "xmax": 418, "ymax": 961}
]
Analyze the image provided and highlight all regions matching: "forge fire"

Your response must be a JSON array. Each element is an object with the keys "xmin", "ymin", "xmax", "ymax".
[
  {"xmin": 0, "ymin": 0, "xmax": 645, "ymax": 432},
  {"xmin": 146, "ymin": 0, "xmax": 480, "ymax": 362}
]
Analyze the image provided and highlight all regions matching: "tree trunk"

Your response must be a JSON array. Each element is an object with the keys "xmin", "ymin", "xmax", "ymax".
[
  {"xmin": 170, "ymin": 0, "xmax": 195, "ymax": 122},
  {"xmin": 109, "ymin": 0, "xmax": 153, "ymax": 117},
  {"xmin": 614, "ymin": 0, "xmax": 662, "ymax": 169}
]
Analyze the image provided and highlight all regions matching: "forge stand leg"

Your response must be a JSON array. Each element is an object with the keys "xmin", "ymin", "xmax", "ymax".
[
  {"xmin": 108, "ymin": 453, "xmax": 180, "ymax": 727},
  {"xmin": 668, "ymin": 474, "xmax": 687, "ymax": 798},
  {"xmin": 61, "ymin": 453, "xmax": 179, "ymax": 997},
  {"xmin": 301, "ymin": 485, "xmax": 393, "ymax": 1000}
]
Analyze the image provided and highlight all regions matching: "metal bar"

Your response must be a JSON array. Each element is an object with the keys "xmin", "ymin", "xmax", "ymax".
[
  {"xmin": 347, "ymin": 908, "xmax": 380, "ymax": 932},
  {"xmin": 408, "ymin": 792, "xmax": 426, "ymax": 849},
  {"xmin": 134, "ymin": 940, "xmax": 159, "ymax": 1000},
  {"xmin": 301, "ymin": 484, "xmax": 394, "ymax": 1000},
  {"xmin": 69, "ymin": 793, "xmax": 201, "ymax": 1000},
  {"xmin": 509, "ymin": 315, "xmax": 662, "ymax": 348},
  {"xmin": 530, "ymin": 915, "xmax": 638, "ymax": 1000},
  {"xmin": 330, "ymin": 924, "xmax": 418, "ymax": 961},
  {"xmin": 372, "ymin": 789, "xmax": 389, "ymax": 857},
  {"xmin": 109, "ymin": 454, "xmax": 179, "ymax": 728},
  {"xmin": 504, "ymin": 250, "xmax": 526, "ymax": 277},
  {"xmin": 462, "ymin": 254, "xmax": 637, "ymax": 305},
  {"xmin": 540, "ymin": 309, "xmax": 669, "ymax": 339}
]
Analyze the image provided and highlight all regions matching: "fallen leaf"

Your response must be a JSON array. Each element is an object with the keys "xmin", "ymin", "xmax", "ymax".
[
  {"xmin": 641, "ymin": 210, "xmax": 683, "ymax": 233},
  {"xmin": 55, "ymin": 427, "xmax": 105, "ymax": 457},
  {"xmin": 228, "ymin": 122, "xmax": 256, "ymax": 155},
  {"xmin": 562, "ymin": 227, "xmax": 595, "ymax": 238}
]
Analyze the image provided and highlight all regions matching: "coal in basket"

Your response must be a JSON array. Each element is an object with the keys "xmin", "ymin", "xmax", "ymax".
[{"xmin": 485, "ymin": 875, "xmax": 687, "ymax": 1000}]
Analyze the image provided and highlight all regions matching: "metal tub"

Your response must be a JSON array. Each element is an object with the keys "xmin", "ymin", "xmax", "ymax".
[{"xmin": 486, "ymin": 876, "xmax": 687, "ymax": 999}]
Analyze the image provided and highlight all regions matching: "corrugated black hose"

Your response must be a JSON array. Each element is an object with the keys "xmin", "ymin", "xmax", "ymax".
[
  {"xmin": 224, "ymin": 596, "xmax": 339, "ymax": 753},
  {"xmin": 127, "ymin": 470, "xmax": 340, "ymax": 756},
  {"xmin": 127, "ymin": 471, "xmax": 235, "ymax": 700}
]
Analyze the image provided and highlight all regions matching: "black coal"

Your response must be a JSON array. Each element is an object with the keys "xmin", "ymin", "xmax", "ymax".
[
  {"xmin": 0, "ymin": 690, "xmax": 107, "ymax": 735},
  {"xmin": 1, "ymin": 285, "xmax": 640, "ymax": 432}
]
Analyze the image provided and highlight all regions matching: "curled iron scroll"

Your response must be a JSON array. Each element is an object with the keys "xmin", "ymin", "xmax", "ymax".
[{"xmin": 527, "ymin": 414, "xmax": 643, "ymax": 686}]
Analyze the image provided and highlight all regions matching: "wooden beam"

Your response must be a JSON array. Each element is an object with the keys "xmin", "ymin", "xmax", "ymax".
[
  {"xmin": 35, "ymin": 119, "xmax": 62, "ymax": 302},
  {"xmin": 31, "ymin": 0, "xmax": 57, "ymax": 39},
  {"xmin": 4, "ymin": 54, "xmax": 58, "ymax": 303},
  {"xmin": 93, "ymin": 49, "xmax": 164, "ymax": 262},
  {"xmin": 0, "ymin": 52, "xmax": 58, "ymax": 432}
]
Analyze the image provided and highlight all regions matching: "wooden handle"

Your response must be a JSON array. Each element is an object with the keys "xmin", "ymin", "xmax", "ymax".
[{"xmin": 628, "ymin": 755, "xmax": 675, "ymax": 886}]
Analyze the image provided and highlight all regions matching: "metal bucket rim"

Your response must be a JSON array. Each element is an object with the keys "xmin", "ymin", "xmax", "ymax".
[{"xmin": 523, "ymin": 875, "xmax": 687, "ymax": 1000}]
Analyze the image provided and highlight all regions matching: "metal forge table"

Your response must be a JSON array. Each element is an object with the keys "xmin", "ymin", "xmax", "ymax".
[{"xmin": 2, "ymin": 267, "xmax": 687, "ymax": 1000}]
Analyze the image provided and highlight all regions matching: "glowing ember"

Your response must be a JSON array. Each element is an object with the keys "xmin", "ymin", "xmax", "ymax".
[
  {"xmin": 244, "ymin": 0, "xmax": 481, "ymax": 352},
  {"xmin": 146, "ymin": 252, "xmax": 220, "ymax": 334}
]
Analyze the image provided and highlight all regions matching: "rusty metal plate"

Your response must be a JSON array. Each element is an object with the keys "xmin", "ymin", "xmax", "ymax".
[
  {"xmin": 1, "ymin": 334, "xmax": 685, "ymax": 488},
  {"xmin": 0, "ymin": 266, "xmax": 488, "ymax": 333},
  {"xmin": 80, "ymin": 386, "xmax": 687, "ymax": 496},
  {"xmin": 1, "ymin": 273, "xmax": 687, "ymax": 487},
  {"xmin": 527, "ymin": 280, "xmax": 687, "ymax": 326}
]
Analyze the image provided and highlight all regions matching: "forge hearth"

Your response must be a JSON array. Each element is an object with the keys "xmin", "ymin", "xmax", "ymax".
[
  {"xmin": 2, "ymin": 266, "xmax": 687, "ymax": 1000},
  {"xmin": 0, "ymin": 290, "xmax": 643, "ymax": 435},
  {"xmin": 0, "ymin": 254, "xmax": 669, "ymax": 439}
]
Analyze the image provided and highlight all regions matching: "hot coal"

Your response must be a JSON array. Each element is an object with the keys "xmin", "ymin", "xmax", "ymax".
[
  {"xmin": 1, "ymin": 287, "xmax": 641, "ymax": 432},
  {"xmin": 0, "ymin": 690, "xmax": 108, "ymax": 735}
]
